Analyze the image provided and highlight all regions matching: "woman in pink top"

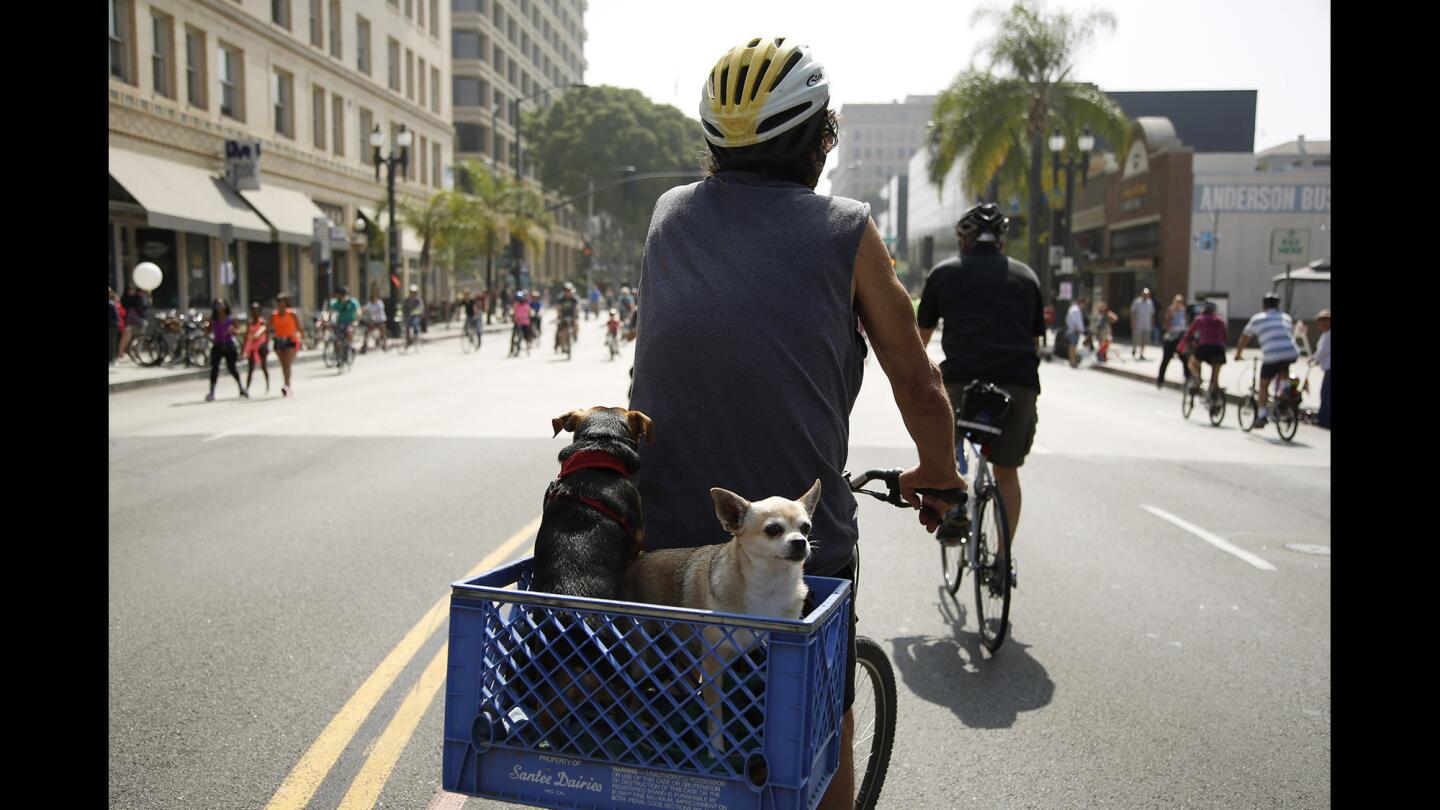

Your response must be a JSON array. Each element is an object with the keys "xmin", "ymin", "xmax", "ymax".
[
  {"xmin": 242, "ymin": 302, "xmax": 271, "ymax": 394},
  {"xmin": 1178, "ymin": 300, "xmax": 1228, "ymax": 392},
  {"xmin": 510, "ymin": 291, "xmax": 533, "ymax": 357}
]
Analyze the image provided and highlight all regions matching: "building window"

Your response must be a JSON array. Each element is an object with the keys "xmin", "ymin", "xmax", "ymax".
[
  {"xmin": 453, "ymin": 30, "xmax": 484, "ymax": 59},
  {"xmin": 332, "ymin": 94, "xmax": 345, "ymax": 156},
  {"xmin": 219, "ymin": 43, "xmax": 244, "ymax": 120},
  {"xmin": 456, "ymin": 122, "xmax": 486, "ymax": 154},
  {"xmin": 431, "ymin": 65, "xmax": 440, "ymax": 112},
  {"xmin": 359, "ymin": 107, "xmax": 374, "ymax": 164},
  {"xmin": 328, "ymin": 1, "xmax": 342, "ymax": 57},
  {"xmin": 109, "ymin": 0, "xmax": 134, "ymax": 83},
  {"xmin": 405, "ymin": 0, "xmax": 413, "ymax": 19},
  {"xmin": 433, "ymin": 142, "xmax": 442, "ymax": 187},
  {"xmin": 151, "ymin": 11, "xmax": 175, "ymax": 98},
  {"xmin": 420, "ymin": 135, "xmax": 429, "ymax": 185},
  {"xmin": 508, "ymin": 57, "xmax": 516, "ymax": 85},
  {"xmin": 418, "ymin": 57, "xmax": 427, "ymax": 108},
  {"xmin": 273, "ymin": 69, "xmax": 295, "ymax": 138},
  {"xmin": 453, "ymin": 76, "xmax": 484, "ymax": 107},
  {"xmin": 184, "ymin": 27, "xmax": 206, "ymax": 108},
  {"xmin": 1110, "ymin": 222, "xmax": 1160, "ymax": 255},
  {"xmin": 272, "ymin": 1, "xmax": 291, "ymax": 29},
  {"xmin": 387, "ymin": 37, "xmax": 400, "ymax": 91},
  {"xmin": 308, "ymin": 0, "xmax": 323, "ymax": 46},
  {"xmin": 453, "ymin": 0, "xmax": 483, "ymax": 11},
  {"xmin": 493, "ymin": 44, "xmax": 503, "ymax": 73},
  {"xmin": 417, "ymin": 0, "xmax": 424, "ymax": 28},
  {"xmin": 405, "ymin": 48, "xmax": 414, "ymax": 100},
  {"xmin": 356, "ymin": 16, "xmax": 370, "ymax": 74},
  {"xmin": 312, "ymin": 85, "xmax": 326, "ymax": 149},
  {"xmin": 430, "ymin": 0, "xmax": 439, "ymax": 35}
]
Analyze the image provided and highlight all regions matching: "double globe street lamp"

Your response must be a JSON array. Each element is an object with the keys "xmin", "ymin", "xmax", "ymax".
[
  {"xmin": 1049, "ymin": 126, "xmax": 1094, "ymax": 302},
  {"xmin": 372, "ymin": 123, "xmax": 412, "ymax": 336}
]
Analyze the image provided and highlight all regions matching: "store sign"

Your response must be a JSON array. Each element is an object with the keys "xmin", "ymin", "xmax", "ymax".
[
  {"xmin": 225, "ymin": 139, "xmax": 262, "ymax": 190},
  {"xmin": 1269, "ymin": 228, "xmax": 1309, "ymax": 265},
  {"xmin": 1194, "ymin": 183, "xmax": 1330, "ymax": 213}
]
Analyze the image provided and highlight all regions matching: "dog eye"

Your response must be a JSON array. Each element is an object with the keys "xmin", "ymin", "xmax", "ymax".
[
  {"xmin": 800, "ymin": 523, "xmax": 811, "ymax": 535},
  {"xmin": 764, "ymin": 524, "xmax": 784, "ymax": 538}
]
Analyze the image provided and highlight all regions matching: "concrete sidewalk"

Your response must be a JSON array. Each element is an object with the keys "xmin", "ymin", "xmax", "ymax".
[
  {"xmin": 1053, "ymin": 338, "xmax": 1323, "ymax": 412},
  {"xmin": 108, "ymin": 318, "xmax": 512, "ymax": 393}
]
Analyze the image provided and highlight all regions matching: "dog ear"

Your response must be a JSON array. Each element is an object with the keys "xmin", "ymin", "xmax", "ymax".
[
  {"xmin": 710, "ymin": 488, "xmax": 750, "ymax": 534},
  {"xmin": 551, "ymin": 409, "xmax": 588, "ymax": 437},
  {"xmin": 626, "ymin": 409, "xmax": 655, "ymax": 445},
  {"xmin": 799, "ymin": 479, "xmax": 823, "ymax": 518}
]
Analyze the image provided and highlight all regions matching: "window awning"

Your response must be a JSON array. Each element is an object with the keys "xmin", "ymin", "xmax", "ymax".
[
  {"xmin": 238, "ymin": 184, "xmax": 328, "ymax": 246},
  {"xmin": 108, "ymin": 146, "xmax": 271, "ymax": 242}
]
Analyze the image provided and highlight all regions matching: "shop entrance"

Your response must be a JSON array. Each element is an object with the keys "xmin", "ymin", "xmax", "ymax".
[{"xmin": 246, "ymin": 242, "xmax": 281, "ymax": 310}]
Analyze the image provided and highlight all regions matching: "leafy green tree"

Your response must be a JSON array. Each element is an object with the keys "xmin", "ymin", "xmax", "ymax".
[
  {"xmin": 451, "ymin": 159, "xmax": 551, "ymax": 300},
  {"xmin": 926, "ymin": 0, "xmax": 1129, "ymax": 301},
  {"xmin": 398, "ymin": 190, "xmax": 459, "ymax": 303},
  {"xmin": 522, "ymin": 85, "xmax": 706, "ymax": 269}
]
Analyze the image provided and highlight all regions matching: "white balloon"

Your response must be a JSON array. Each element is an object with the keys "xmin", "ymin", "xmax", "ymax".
[{"xmin": 132, "ymin": 262, "xmax": 163, "ymax": 292}]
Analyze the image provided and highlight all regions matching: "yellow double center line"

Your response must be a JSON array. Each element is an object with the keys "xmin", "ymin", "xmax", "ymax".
[{"xmin": 265, "ymin": 516, "xmax": 541, "ymax": 810}]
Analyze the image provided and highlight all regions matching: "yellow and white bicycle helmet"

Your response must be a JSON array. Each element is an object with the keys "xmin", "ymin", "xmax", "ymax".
[{"xmin": 699, "ymin": 36, "xmax": 829, "ymax": 155}]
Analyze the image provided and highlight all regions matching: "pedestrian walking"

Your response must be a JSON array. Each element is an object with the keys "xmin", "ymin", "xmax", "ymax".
[
  {"xmin": 1093, "ymin": 301, "xmax": 1119, "ymax": 362},
  {"xmin": 108, "ymin": 287, "xmax": 121, "ymax": 366},
  {"xmin": 270, "ymin": 293, "xmax": 303, "ymax": 397},
  {"xmin": 241, "ymin": 302, "xmax": 271, "ymax": 394},
  {"xmin": 117, "ymin": 284, "xmax": 148, "ymax": 360},
  {"xmin": 1310, "ymin": 308, "xmax": 1330, "ymax": 429},
  {"xmin": 1130, "ymin": 288, "xmax": 1155, "ymax": 360},
  {"xmin": 1065, "ymin": 294, "xmax": 1088, "ymax": 367},
  {"xmin": 205, "ymin": 298, "xmax": 247, "ymax": 401},
  {"xmin": 1156, "ymin": 293, "xmax": 1191, "ymax": 387}
]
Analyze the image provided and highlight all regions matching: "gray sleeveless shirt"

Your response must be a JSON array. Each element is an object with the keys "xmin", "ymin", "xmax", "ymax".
[{"xmin": 629, "ymin": 171, "xmax": 871, "ymax": 577}]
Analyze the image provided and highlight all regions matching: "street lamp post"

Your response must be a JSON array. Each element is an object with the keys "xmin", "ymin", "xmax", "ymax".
[
  {"xmin": 1049, "ymin": 126, "xmax": 1094, "ymax": 301},
  {"xmin": 372, "ymin": 123, "xmax": 412, "ymax": 336}
]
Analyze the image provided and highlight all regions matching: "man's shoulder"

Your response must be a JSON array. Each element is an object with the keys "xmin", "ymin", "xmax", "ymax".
[{"xmin": 1004, "ymin": 256, "xmax": 1041, "ymax": 286}]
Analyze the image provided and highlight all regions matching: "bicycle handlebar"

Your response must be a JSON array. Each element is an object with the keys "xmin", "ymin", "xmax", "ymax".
[{"xmin": 846, "ymin": 468, "xmax": 966, "ymax": 524}]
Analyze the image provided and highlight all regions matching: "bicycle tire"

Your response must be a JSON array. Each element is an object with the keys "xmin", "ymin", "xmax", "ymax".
[
  {"xmin": 322, "ymin": 340, "xmax": 338, "ymax": 368},
  {"xmin": 1180, "ymin": 383, "xmax": 1194, "ymax": 419},
  {"xmin": 1238, "ymin": 395, "xmax": 1257, "ymax": 432},
  {"xmin": 1207, "ymin": 391, "xmax": 1226, "ymax": 426},
  {"xmin": 852, "ymin": 635, "xmax": 897, "ymax": 810},
  {"xmin": 188, "ymin": 340, "xmax": 210, "ymax": 368},
  {"xmin": 973, "ymin": 485, "xmax": 1012, "ymax": 653},
  {"xmin": 135, "ymin": 335, "xmax": 165, "ymax": 367},
  {"xmin": 1274, "ymin": 401, "xmax": 1298, "ymax": 442},
  {"xmin": 461, "ymin": 326, "xmax": 475, "ymax": 353}
]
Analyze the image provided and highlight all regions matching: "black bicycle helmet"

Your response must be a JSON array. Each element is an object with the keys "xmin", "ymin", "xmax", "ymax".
[
  {"xmin": 1262, "ymin": 291, "xmax": 1281, "ymax": 307},
  {"xmin": 956, "ymin": 203, "xmax": 1009, "ymax": 242}
]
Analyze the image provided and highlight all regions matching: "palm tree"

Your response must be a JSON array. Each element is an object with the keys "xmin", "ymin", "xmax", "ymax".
[
  {"xmin": 452, "ymin": 159, "xmax": 552, "ymax": 300},
  {"xmin": 926, "ymin": 0, "xmax": 1129, "ymax": 302},
  {"xmin": 398, "ymin": 190, "xmax": 458, "ymax": 308}
]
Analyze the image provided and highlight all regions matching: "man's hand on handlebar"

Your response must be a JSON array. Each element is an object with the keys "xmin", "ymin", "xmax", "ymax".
[{"xmin": 899, "ymin": 466, "xmax": 967, "ymax": 534}]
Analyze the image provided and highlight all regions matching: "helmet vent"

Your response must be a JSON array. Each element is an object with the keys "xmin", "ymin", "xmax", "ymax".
[
  {"xmin": 770, "ymin": 50, "xmax": 804, "ymax": 91},
  {"xmin": 701, "ymin": 120, "xmax": 723, "ymax": 138},
  {"xmin": 718, "ymin": 67, "xmax": 730, "ymax": 105},
  {"xmin": 734, "ymin": 65, "xmax": 749, "ymax": 105},
  {"xmin": 750, "ymin": 60, "xmax": 772, "ymax": 101},
  {"xmin": 747, "ymin": 37, "xmax": 761, "ymax": 47},
  {"xmin": 757, "ymin": 102, "xmax": 812, "ymax": 135}
]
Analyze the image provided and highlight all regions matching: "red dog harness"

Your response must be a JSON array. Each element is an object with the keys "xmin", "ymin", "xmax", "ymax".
[{"xmin": 544, "ymin": 449, "xmax": 639, "ymax": 554}]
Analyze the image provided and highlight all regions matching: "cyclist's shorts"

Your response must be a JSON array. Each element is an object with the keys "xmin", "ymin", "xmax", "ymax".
[
  {"xmin": 1193, "ymin": 344, "xmax": 1227, "ymax": 366},
  {"xmin": 1260, "ymin": 360, "xmax": 1293, "ymax": 382},
  {"xmin": 802, "ymin": 559, "xmax": 857, "ymax": 712},
  {"xmin": 945, "ymin": 381, "xmax": 1039, "ymax": 468}
]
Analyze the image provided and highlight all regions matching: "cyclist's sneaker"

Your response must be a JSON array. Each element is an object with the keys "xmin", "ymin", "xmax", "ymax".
[{"xmin": 205, "ymin": 391, "xmax": 215, "ymax": 402}]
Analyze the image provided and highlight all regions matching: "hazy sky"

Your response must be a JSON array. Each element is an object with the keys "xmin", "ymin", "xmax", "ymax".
[{"xmin": 583, "ymin": 0, "xmax": 1330, "ymax": 194}]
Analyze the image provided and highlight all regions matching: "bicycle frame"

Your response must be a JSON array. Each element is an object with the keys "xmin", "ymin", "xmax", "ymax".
[{"xmin": 956, "ymin": 438, "xmax": 992, "ymax": 576}]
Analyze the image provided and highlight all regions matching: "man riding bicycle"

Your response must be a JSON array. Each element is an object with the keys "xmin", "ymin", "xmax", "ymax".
[
  {"xmin": 402, "ymin": 284, "xmax": 423, "ymax": 346},
  {"xmin": 1234, "ymin": 292, "xmax": 1299, "ymax": 428},
  {"xmin": 1178, "ymin": 299, "xmax": 1228, "ymax": 393},
  {"xmin": 328, "ymin": 286, "xmax": 360, "ymax": 361},
  {"xmin": 554, "ymin": 282, "xmax": 580, "ymax": 351},
  {"xmin": 916, "ymin": 202, "xmax": 1044, "ymax": 546},
  {"xmin": 361, "ymin": 293, "xmax": 387, "ymax": 353},
  {"xmin": 628, "ymin": 36, "xmax": 964, "ymax": 810}
]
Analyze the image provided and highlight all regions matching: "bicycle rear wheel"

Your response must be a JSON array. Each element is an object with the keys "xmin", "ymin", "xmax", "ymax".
[
  {"xmin": 1207, "ymin": 391, "xmax": 1226, "ymax": 426},
  {"xmin": 322, "ymin": 340, "xmax": 338, "ymax": 368},
  {"xmin": 133, "ymin": 335, "xmax": 165, "ymax": 367},
  {"xmin": 973, "ymin": 485, "xmax": 1012, "ymax": 652},
  {"xmin": 1274, "ymin": 401, "xmax": 1298, "ymax": 442},
  {"xmin": 1238, "ymin": 395, "xmax": 1257, "ymax": 431},
  {"xmin": 1180, "ymin": 383, "xmax": 1194, "ymax": 419},
  {"xmin": 852, "ymin": 635, "xmax": 896, "ymax": 810}
]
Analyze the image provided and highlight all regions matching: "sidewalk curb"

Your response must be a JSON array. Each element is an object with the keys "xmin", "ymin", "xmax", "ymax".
[
  {"xmin": 107, "ymin": 326, "xmax": 503, "ymax": 394},
  {"xmin": 1086, "ymin": 360, "xmax": 1248, "ymax": 406}
]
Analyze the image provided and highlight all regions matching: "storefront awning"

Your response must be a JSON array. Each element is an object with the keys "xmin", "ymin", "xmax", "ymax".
[
  {"xmin": 238, "ymin": 184, "xmax": 328, "ymax": 246},
  {"xmin": 108, "ymin": 146, "xmax": 271, "ymax": 242}
]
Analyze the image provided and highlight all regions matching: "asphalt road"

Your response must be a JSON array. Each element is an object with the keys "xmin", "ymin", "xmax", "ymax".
[{"xmin": 109, "ymin": 322, "xmax": 1330, "ymax": 809}]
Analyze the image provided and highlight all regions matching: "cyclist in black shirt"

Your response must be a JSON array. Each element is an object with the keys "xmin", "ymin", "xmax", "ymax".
[{"xmin": 915, "ymin": 202, "xmax": 1045, "ymax": 543}]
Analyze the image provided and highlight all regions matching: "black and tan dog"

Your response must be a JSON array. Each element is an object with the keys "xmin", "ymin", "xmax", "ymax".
[{"xmin": 526, "ymin": 406, "xmax": 653, "ymax": 742}]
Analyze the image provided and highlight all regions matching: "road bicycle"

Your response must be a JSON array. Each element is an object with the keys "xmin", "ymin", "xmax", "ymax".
[
  {"xmin": 1235, "ymin": 359, "xmax": 1307, "ymax": 441},
  {"xmin": 323, "ymin": 324, "xmax": 357, "ymax": 372},
  {"xmin": 554, "ymin": 316, "xmax": 574, "ymax": 359},
  {"xmin": 1181, "ymin": 375, "xmax": 1226, "ymax": 426},
  {"xmin": 400, "ymin": 316, "xmax": 423, "ymax": 354},
  {"xmin": 360, "ymin": 321, "xmax": 389, "ymax": 354},
  {"xmin": 460, "ymin": 317, "xmax": 482, "ymax": 353},
  {"xmin": 507, "ymin": 322, "xmax": 531, "ymax": 357},
  {"xmin": 945, "ymin": 381, "xmax": 1014, "ymax": 651},
  {"xmin": 606, "ymin": 328, "xmax": 620, "ymax": 360}
]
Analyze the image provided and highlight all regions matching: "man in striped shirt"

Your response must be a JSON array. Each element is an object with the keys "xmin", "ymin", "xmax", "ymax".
[{"xmin": 1235, "ymin": 292, "xmax": 1299, "ymax": 425}]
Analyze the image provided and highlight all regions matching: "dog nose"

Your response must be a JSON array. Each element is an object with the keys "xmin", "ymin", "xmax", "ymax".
[{"xmin": 787, "ymin": 538, "xmax": 809, "ymax": 557}]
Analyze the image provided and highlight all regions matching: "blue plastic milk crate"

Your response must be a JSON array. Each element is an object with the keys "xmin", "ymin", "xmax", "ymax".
[{"xmin": 443, "ymin": 556, "xmax": 852, "ymax": 810}]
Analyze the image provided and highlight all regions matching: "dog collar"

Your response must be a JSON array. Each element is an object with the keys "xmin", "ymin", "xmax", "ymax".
[{"xmin": 555, "ymin": 449, "xmax": 631, "ymax": 479}]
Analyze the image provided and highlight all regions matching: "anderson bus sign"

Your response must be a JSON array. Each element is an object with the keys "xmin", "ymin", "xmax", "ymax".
[{"xmin": 1193, "ymin": 183, "xmax": 1329, "ymax": 214}]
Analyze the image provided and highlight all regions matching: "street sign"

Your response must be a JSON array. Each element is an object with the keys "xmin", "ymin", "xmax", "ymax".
[
  {"xmin": 1270, "ymin": 228, "xmax": 1309, "ymax": 265},
  {"xmin": 1059, "ymin": 281, "xmax": 1074, "ymax": 300},
  {"xmin": 224, "ymin": 139, "xmax": 262, "ymax": 190},
  {"xmin": 313, "ymin": 217, "xmax": 332, "ymax": 264},
  {"xmin": 1060, "ymin": 257, "xmax": 1074, "ymax": 275},
  {"xmin": 1193, "ymin": 231, "xmax": 1217, "ymax": 253},
  {"xmin": 1049, "ymin": 246, "xmax": 1064, "ymax": 266}
]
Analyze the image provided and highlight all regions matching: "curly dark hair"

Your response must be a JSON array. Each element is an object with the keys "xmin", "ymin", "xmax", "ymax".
[{"xmin": 700, "ymin": 107, "xmax": 839, "ymax": 190}]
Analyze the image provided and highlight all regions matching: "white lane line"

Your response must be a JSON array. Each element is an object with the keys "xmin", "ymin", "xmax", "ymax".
[
  {"xmin": 425, "ymin": 790, "xmax": 468, "ymax": 810},
  {"xmin": 1141, "ymin": 505, "xmax": 1277, "ymax": 571},
  {"xmin": 201, "ymin": 415, "xmax": 291, "ymax": 443}
]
